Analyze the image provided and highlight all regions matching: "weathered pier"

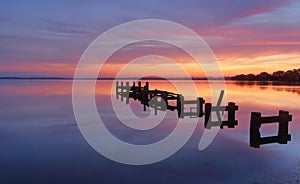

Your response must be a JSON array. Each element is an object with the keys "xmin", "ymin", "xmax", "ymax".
[
  {"xmin": 116, "ymin": 81, "xmax": 238, "ymax": 128},
  {"xmin": 250, "ymin": 110, "xmax": 292, "ymax": 148},
  {"xmin": 116, "ymin": 81, "xmax": 293, "ymax": 148},
  {"xmin": 116, "ymin": 81, "xmax": 205, "ymax": 118},
  {"xmin": 116, "ymin": 81, "xmax": 292, "ymax": 148}
]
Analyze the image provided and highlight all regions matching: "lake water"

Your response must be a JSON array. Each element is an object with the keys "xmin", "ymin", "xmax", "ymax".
[{"xmin": 0, "ymin": 80, "xmax": 300, "ymax": 184}]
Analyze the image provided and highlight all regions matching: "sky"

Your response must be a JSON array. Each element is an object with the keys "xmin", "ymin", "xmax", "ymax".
[{"xmin": 0, "ymin": 0, "xmax": 300, "ymax": 77}]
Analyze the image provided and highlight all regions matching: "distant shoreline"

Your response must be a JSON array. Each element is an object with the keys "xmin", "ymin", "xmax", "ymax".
[
  {"xmin": 231, "ymin": 68, "xmax": 300, "ymax": 82},
  {"xmin": 1, "ymin": 76, "xmax": 299, "ymax": 84}
]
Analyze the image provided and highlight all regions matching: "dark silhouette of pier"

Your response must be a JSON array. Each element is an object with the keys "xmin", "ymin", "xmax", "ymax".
[
  {"xmin": 205, "ymin": 101, "xmax": 239, "ymax": 129},
  {"xmin": 250, "ymin": 111, "xmax": 292, "ymax": 148},
  {"xmin": 116, "ymin": 81, "xmax": 205, "ymax": 117},
  {"xmin": 116, "ymin": 81, "xmax": 238, "ymax": 128},
  {"xmin": 116, "ymin": 81, "xmax": 294, "ymax": 148}
]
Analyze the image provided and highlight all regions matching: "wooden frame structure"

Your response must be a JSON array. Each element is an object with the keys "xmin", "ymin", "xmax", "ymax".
[{"xmin": 250, "ymin": 110, "xmax": 292, "ymax": 148}]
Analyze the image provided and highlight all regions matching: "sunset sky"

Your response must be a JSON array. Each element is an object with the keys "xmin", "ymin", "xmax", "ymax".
[{"xmin": 1, "ymin": 0, "xmax": 300, "ymax": 78}]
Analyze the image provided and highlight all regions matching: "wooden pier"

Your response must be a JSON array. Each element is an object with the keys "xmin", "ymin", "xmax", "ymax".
[
  {"xmin": 250, "ymin": 110, "xmax": 292, "ymax": 148},
  {"xmin": 116, "ymin": 81, "xmax": 206, "ymax": 118},
  {"xmin": 116, "ymin": 81, "xmax": 294, "ymax": 148}
]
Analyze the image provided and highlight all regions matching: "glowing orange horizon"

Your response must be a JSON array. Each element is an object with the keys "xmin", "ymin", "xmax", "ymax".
[{"xmin": 2, "ymin": 51, "xmax": 299, "ymax": 78}]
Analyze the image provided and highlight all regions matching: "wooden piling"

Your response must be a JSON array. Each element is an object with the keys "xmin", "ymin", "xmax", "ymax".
[
  {"xmin": 161, "ymin": 92, "xmax": 168, "ymax": 111},
  {"xmin": 197, "ymin": 97, "xmax": 205, "ymax": 117},
  {"xmin": 227, "ymin": 102, "xmax": 238, "ymax": 128},
  {"xmin": 120, "ymin": 81, "xmax": 124, "ymax": 101},
  {"xmin": 204, "ymin": 103, "xmax": 212, "ymax": 128},
  {"xmin": 138, "ymin": 81, "xmax": 142, "ymax": 100},
  {"xmin": 116, "ymin": 81, "xmax": 119, "ymax": 99},
  {"xmin": 250, "ymin": 112, "xmax": 261, "ymax": 148},
  {"xmin": 177, "ymin": 94, "xmax": 184, "ymax": 118},
  {"xmin": 143, "ymin": 84, "xmax": 149, "ymax": 111},
  {"xmin": 278, "ymin": 110, "xmax": 291, "ymax": 144},
  {"xmin": 125, "ymin": 82, "xmax": 130, "ymax": 104}
]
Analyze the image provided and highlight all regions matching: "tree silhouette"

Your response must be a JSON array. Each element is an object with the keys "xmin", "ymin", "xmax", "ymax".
[{"xmin": 232, "ymin": 68, "xmax": 300, "ymax": 82}]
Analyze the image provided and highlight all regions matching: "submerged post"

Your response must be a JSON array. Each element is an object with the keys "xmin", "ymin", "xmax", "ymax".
[
  {"xmin": 177, "ymin": 94, "xmax": 184, "ymax": 118},
  {"xmin": 120, "ymin": 81, "xmax": 124, "ymax": 101},
  {"xmin": 250, "ymin": 112, "xmax": 261, "ymax": 148},
  {"xmin": 204, "ymin": 103, "xmax": 212, "ymax": 128},
  {"xmin": 143, "ymin": 84, "xmax": 149, "ymax": 111},
  {"xmin": 145, "ymin": 82, "xmax": 149, "ymax": 91},
  {"xmin": 125, "ymin": 82, "xmax": 130, "ymax": 104},
  {"xmin": 227, "ymin": 102, "xmax": 237, "ymax": 127},
  {"xmin": 278, "ymin": 110, "xmax": 291, "ymax": 144},
  {"xmin": 197, "ymin": 97, "xmax": 205, "ymax": 117},
  {"xmin": 161, "ymin": 92, "xmax": 168, "ymax": 111},
  {"xmin": 138, "ymin": 81, "xmax": 142, "ymax": 100},
  {"xmin": 116, "ymin": 81, "xmax": 119, "ymax": 99}
]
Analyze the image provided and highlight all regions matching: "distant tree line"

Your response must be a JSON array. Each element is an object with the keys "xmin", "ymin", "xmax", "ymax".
[{"xmin": 231, "ymin": 68, "xmax": 300, "ymax": 81}]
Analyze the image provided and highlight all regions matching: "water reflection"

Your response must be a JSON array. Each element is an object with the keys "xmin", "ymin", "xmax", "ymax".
[
  {"xmin": 233, "ymin": 80, "xmax": 300, "ymax": 96},
  {"xmin": 0, "ymin": 80, "xmax": 299, "ymax": 183}
]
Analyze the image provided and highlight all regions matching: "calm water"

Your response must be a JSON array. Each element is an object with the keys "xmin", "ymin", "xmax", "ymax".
[{"xmin": 0, "ymin": 80, "xmax": 300, "ymax": 184}]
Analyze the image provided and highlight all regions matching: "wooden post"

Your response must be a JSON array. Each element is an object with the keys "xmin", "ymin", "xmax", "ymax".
[
  {"xmin": 145, "ymin": 82, "xmax": 149, "ymax": 91},
  {"xmin": 204, "ymin": 103, "xmax": 212, "ymax": 128},
  {"xmin": 154, "ymin": 95, "xmax": 158, "ymax": 115},
  {"xmin": 197, "ymin": 97, "xmax": 205, "ymax": 117},
  {"xmin": 152, "ymin": 89, "xmax": 158, "ymax": 115},
  {"xmin": 116, "ymin": 81, "xmax": 119, "ymax": 99},
  {"xmin": 227, "ymin": 102, "xmax": 236, "ymax": 128},
  {"xmin": 143, "ymin": 84, "xmax": 149, "ymax": 111},
  {"xmin": 125, "ymin": 82, "xmax": 130, "ymax": 104},
  {"xmin": 120, "ymin": 81, "xmax": 124, "ymax": 101},
  {"xmin": 132, "ymin": 81, "xmax": 137, "ymax": 100},
  {"xmin": 161, "ymin": 92, "xmax": 168, "ymax": 111},
  {"xmin": 177, "ymin": 94, "xmax": 184, "ymax": 118},
  {"xmin": 138, "ymin": 81, "xmax": 141, "ymax": 100},
  {"xmin": 250, "ymin": 112, "xmax": 261, "ymax": 148},
  {"xmin": 138, "ymin": 81, "xmax": 141, "ymax": 92},
  {"xmin": 278, "ymin": 110, "xmax": 290, "ymax": 144},
  {"xmin": 143, "ymin": 92, "xmax": 147, "ymax": 111}
]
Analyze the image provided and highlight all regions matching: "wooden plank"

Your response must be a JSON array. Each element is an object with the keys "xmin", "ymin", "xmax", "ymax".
[
  {"xmin": 259, "ymin": 136, "xmax": 278, "ymax": 145},
  {"xmin": 211, "ymin": 106, "xmax": 226, "ymax": 111},
  {"xmin": 167, "ymin": 96, "xmax": 177, "ymax": 100},
  {"xmin": 260, "ymin": 115, "xmax": 291, "ymax": 124},
  {"xmin": 204, "ymin": 103, "xmax": 212, "ymax": 128},
  {"xmin": 260, "ymin": 116, "xmax": 280, "ymax": 124},
  {"xmin": 184, "ymin": 100, "xmax": 198, "ymax": 104},
  {"xmin": 167, "ymin": 105, "xmax": 176, "ymax": 111}
]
